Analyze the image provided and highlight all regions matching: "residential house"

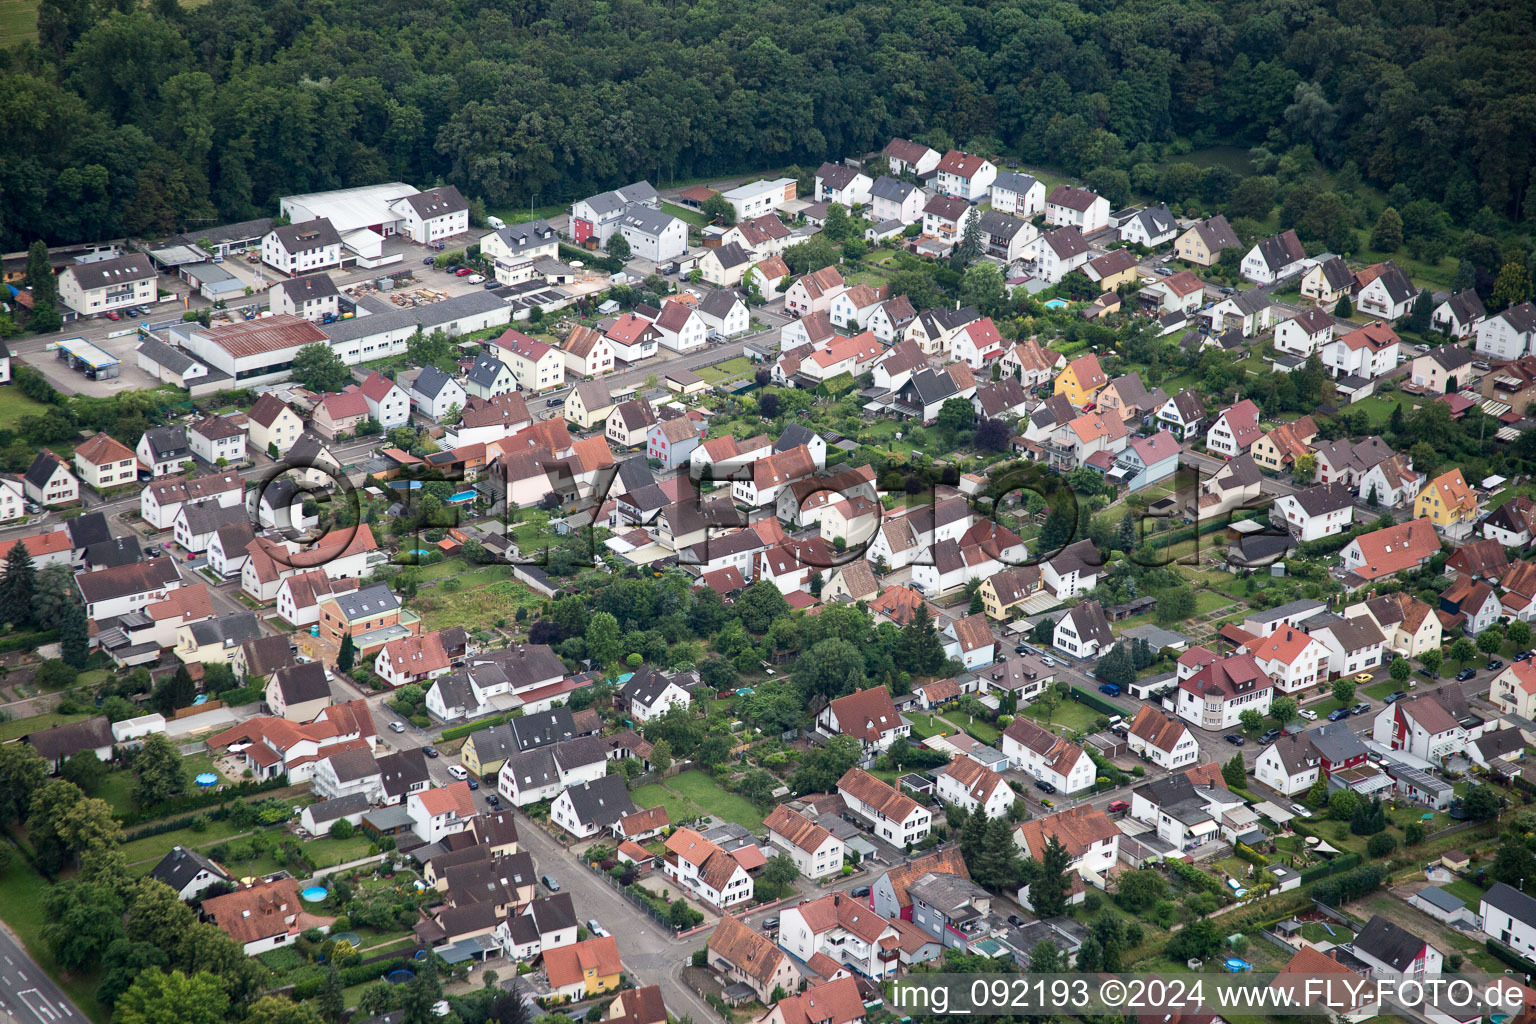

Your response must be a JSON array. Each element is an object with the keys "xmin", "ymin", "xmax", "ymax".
[
  {"xmin": 604, "ymin": 312, "xmax": 660, "ymax": 364},
  {"xmin": 724, "ymin": 214, "xmax": 792, "ymax": 257},
  {"xmin": 653, "ymin": 300, "xmax": 709, "ymax": 353},
  {"xmin": 815, "ymin": 163, "xmax": 874, "ymax": 206},
  {"xmin": 836, "ymin": 768, "xmax": 932, "ymax": 846},
  {"xmin": 816, "ymin": 687, "xmax": 908, "ymax": 753},
  {"xmin": 1307, "ymin": 615, "xmax": 1386, "ymax": 679},
  {"xmin": 150, "ymin": 845, "xmax": 231, "ymax": 901},
  {"xmin": 188, "ymin": 415, "xmax": 247, "ymax": 466},
  {"xmin": 1313, "ymin": 435, "xmax": 1396, "ymax": 486},
  {"xmin": 1026, "ymin": 227, "xmax": 1090, "ymax": 284},
  {"xmin": 935, "ymin": 755, "xmax": 1015, "ymax": 819},
  {"xmin": 408, "ymin": 782, "xmax": 476, "ymax": 844},
  {"xmin": 1486, "ymin": 496, "xmax": 1536, "ymax": 548},
  {"xmin": 262, "ymin": 219, "xmax": 342, "ymax": 275},
  {"xmin": 23, "ymin": 450, "xmax": 78, "ymax": 507},
  {"xmin": 274, "ymin": 570, "xmax": 359, "ymax": 628},
  {"xmin": 1475, "ymin": 302, "xmax": 1536, "ymax": 361},
  {"xmin": 763, "ymin": 805, "xmax": 846, "ymax": 880},
  {"xmin": 1084, "ymin": 249, "xmax": 1140, "ymax": 292},
  {"xmin": 1407, "ymin": 345, "xmax": 1476, "ymax": 394},
  {"xmin": 977, "ymin": 566, "xmax": 1042, "ymax": 621},
  {"xmin": 1014, "ymin": 806, "xmax": 1120, "ymax": 892},
  {"xmin": 1176, "ymin": 654, "xmax": 1274, "ymax": 730},
  {"xmin": 647, "ymin": 417, "xmax": 703, "ymax": 471},
  {"xmin": 74, "ymin": 432, "xmax": 139, "ymax": 491},
  {"xmin": 201, "ymin": 878, "xmax": 307, "ymax": 955},
  {"xmin": 570, "ymin": 181, "xmax": 658, "ymax": 244},
  {"xmin": 1174, "ymin": 215, "xmax": 1239, "ymax": 266},
  {"xmin": 778, "ymin": 893, "xmax": 900, "ymax": 979},
  {"xmin": 544, "ymin": 937, "xmax": 624, "ymax": 1001},
  {"xmin": 484, "ymin": 219, "xmax": 560, "ymax": 285},
  {"xmin": 615, "ymin": 206, "xmax": 687, "ymax": 263},
  {"xmin": 989, "ymin": 171, "xmax": 1046, "ymax": 218},
  {"xmin": 1274, "ymin": 309, "xmax": 1336, "ymax": 358},
  {"xmin": 865, "ymin": 297, "xmax": 918, "ymax": 345},
  {"xmin": 1439, "ymin": 575, "xmax": 1500, "ymax": 635},
  {"xmin": 1240, "ymin": 229, "xmax": 1306, "ymax": 285},
  {"xmin": 971, "ymin": 377, "xmax": 1031, "ymax": 422},
  {"xmin": 24, "ymin": 717, "xmax": 116, "ymax": 771},
  {"xmin": 903, "ymin": 305, "xmax": 979, "ymax": 357},
  {"xmin": 1480, "ymin": 883, "xmax": 1536, "ymax": 962},
  {"xmin": 1251, "ymin": 416, "xmax": 1317, "ymax": 473},
  {"xmin": 698, "ymin": 290, "xmax": 750, "ymax": 338},
  {"xmin": 1126, "ymin": 705, "xmax": 1198, "ymax": 770},
  {"xmin": 265, "ymin": 661, "xmax": 331, "ymax": 722},
  {"xmin": 317, "ymin": 583, "xmax": 403, "ymax": 646},
  {"xmin": 1353, "ymin": 262, "xmax": 1418, "ymax": 322},
  {"xmin": 1040, "ymin": 539, "xmax": 1104, "ymax": 600},
  {"xmin": 563, "ymin": 380, "xmax": 616, "ymax": 432},
  {"xmin": 496, "ymin": 737, "xmax": 607, "ymax": 806},
  {"xmin": 1413, "ymin": 468, "xmax": 1477, "ymax": 529},
  {"xmin": 463, "ymin": 355, "xmax": 517, "ymax": 402},
  {"xmin": 700, "ymin": 243, "xmax": 755, "ymax": 289},
  {"xmin": 1370, "ymin": 686, "xmax": 1478, "ymax": 761},
  {"xmin": 868, "ymin": 848, "xmax": 968, "ymax": 922},
  {"xmin": 268, "ymin": 273, "xmax": 339, "ymax": 321},
  {"xmin": 1127, "ymin": 763, "xmax": 1242, "ymax": 852},
  {"xmin": 1205, "ymin": 399, "xmax": 1262, "ymax": 458},
  {"xmin": 1346, "ymin": 592, "xmax": 1441, "ymax": 659},
  {"xmin": 1118, "ymin": 203, "xmax": 1178, "ymax": 247},
  {"xmin": 375, "ymin": 630, "xmax": 456, "ymax": 689},
  {"xmin": 941, "ymin": 613, "xmax": 996, "ymax": 671},
  {"xmin": 1001, "ymin": 717, "xmax": 1095, "ymax": 794},
  {"xmin": 1351, "ymin": 914, "xmax": 1443, "ymax": 979},
  {"xmin": 1301, "ymin": 256, "xmax": 1353, "ymax": 310},
  {"xmin": 949, "ymin": 318, "xmax": 1005, "ymax": 370},
  {"xmin": 550, "ymin": 775, "xmax": 636, "ymax": 839},
  {"xmin": 869, "ymin": 177, "xmax": 925, "ymax": 224},
  {"xmin": 492, "ymin": 330, "xmax": 566, "ymax": 393},
  {"xmin": 560, "ymin": 325, "xmax": 616, "ymax": 379},
  {"xmin": 619, "ymin": 666, "xmax": 692, "ymax": 723},
  {"xmin": 173, "ymin": 498, "xmax": 249, "ymax": 554},
  {"xmin": 1044, "ymin": 186, "xmax": 1110, "ymax": 233},
  {"xmin": 247, "ymin": 394, "xmax": 305, "ymax": 457},
  {"xmin": 830, "ymin": 285, "xmax": 889, "ymax": 331},
  {"xmin": 977, "ymin": 210, "xmax": 1036, "ymax": 263},
  {"xmin": 1274, "ymin": 482, "xmax": 1355, "ymax": 542},
  {"xmin": 883, "ymin": 138, "xmax": 940, "ymax": 176},
  {"xmin": 1156, "ymin": 389, "xmax": 1205, "ymax": 441},
  {"xmin": 77, "ymin": 557, "xmax": 182, "ymax": 621},
  {"xmin": 1140, "ymin": 270, "xmax": 1205, "ymax": 316},
  {"xmin": 1356, "ymin": 452, "xmax": 1422, "ymax": 508},
  {"xmin": 1053, "ymin": 600, "xmax": 1112, "ymax": 659},
  {"xmin": 1322, "ymin": 322, "xmax": 1401, "ymax": 381},
  {"xmin": 1054, "ymin": 353, "xmax": 1107, "ymax": 408},
  {"xmin": 756, "ymin": 979, "xmax": 867, "ymax": 1024},
  {"xmin": 57, "ymin": 253, "xmax": 157, "ymax": 316},
  {"xmin": 663, "ymin": 828, "xmax": 753, "ymax": 909},
  {"xmin": 1243, "ymin": 626, "xmax": 1330, "ymax": 696},
  {"xmin": 312, "ymin": 389, "xmax": 370, "ymax": 441},
  {"xmin": 706, "ymin": 916, "xmax": 801, "ymax": 1005},
  {"xmin": 920, "ymin": 195, "xmax": 975, "ymax": 248},
  {"xmin": 934, "ymin": 150, "xmax": 996, "ymax": 201},
  {"xmin": 785, "ymin": 267, "xmax": 847, "ymax": 318},
  {"xmin": 1203, "ymin": 289, "xmax": 1275, "ymax": 338},
  {"xmin": 1431, "ymin": 290, "xmax": 1486, "ymax": 340}
]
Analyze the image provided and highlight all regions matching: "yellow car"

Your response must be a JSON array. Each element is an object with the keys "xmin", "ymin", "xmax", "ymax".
[{"xmin": 1353, "ymin": 673, "xmax": 1373, "ymax": 684}]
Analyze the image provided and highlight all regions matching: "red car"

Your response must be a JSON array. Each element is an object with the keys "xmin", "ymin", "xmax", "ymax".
[
  {"xmin": 105, "ymin": 310, "xmax": 121, "ymax": 321},
  {"xmin": 1107, "ymin": 799, "xmax": 1129, "ymax": 814},
  {"xmin": 454, "ymin": 267, "xmax": 474, "ymax": 277}
]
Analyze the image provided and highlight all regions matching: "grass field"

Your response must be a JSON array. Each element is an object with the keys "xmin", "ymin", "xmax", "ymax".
[
  {"xmin": 661, "ymin": 202, "xmax": 708, "ymax": 228},
  {"xmin": 632, "ymin": 769, "xmax": 764, "ymax": 830},
  {"xmin": 0, "ymin": 0, "xmax": 38, "ymax": 43},
  {"xmin": 121, "ymin": 817, "xmax": 254, "ymax": 865},
  {"xmin": 1299, "ymin": 920, "xmax": 1354, "ymax": 944},
  {"xmin": 695, "ymin": 357, "xmax": 753, "ymax": 385},
  {"xmin": 413, "ymin": 577, "xmax": 541, "ymax": 631},
  {"xmin": 1442, "ymin": 879, "xmax": 1487, "ymax": 910},
  {"xmin": 0, "ymin": 711, "xmax": 93, "ymax": 743},
  {"xmin": 1017, "ymin": 699, "xmax": 1099, "ymax": 733}
]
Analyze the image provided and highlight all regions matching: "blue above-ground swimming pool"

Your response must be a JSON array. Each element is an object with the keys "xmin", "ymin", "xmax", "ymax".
[
  {"xmin": 301, "ymin": 886, "xmax": 328, "ymax": 902},
  {"xmin": 1044, "ymin": 298, "xmax": 1070, "ymax": 309},
  {"xmin": 195, "ymin": 773, "xmax": 218, "ymax": 788},
  {"xmin": 386, "ymin": 480, "xmax": 423, "ymax": 491},
  {"xmin": 448, "ymin": 490, "xmax": 476, "ymax": 504},
  {"xmin": 387, "ymin": 969, "xmax": 415, "ymax": 985},
  {"xmin": 1225, "ymin": 958, "xmax": 1253, "ymax": 973}
]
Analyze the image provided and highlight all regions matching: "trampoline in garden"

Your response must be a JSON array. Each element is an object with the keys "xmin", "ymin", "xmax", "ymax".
[
  {"xmin": 331, "ymin": 932, "xmax": 361, "ymax": 948},
  {"xmin": 195, "ymin": 773, "xmax": 218, "ymax": 788},
  {"xmin": 301, "ymin": 886, "xmax": 329, "ymax": 902},
  {"xmin": 387, "ymin": 969, "xmax": 415, "ymax": 985}
]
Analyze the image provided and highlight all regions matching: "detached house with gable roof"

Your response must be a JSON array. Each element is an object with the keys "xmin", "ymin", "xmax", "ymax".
[
  {"xmin": 785, "ymin": 267, "xmax": 847, "ymax": 318},
  {"xmin": 935, "ymin": 754, "xmax": 1015, "ymax": 819},
  {"xmin": 493, "ymin": 329, "xmax": 566, "ymax": 393},
  {"xmin": 1353, "ymin": 262, "xmax": 1418, "ymax": 322},
  {"xmin": 247, "ymin": 393, "xmax": 304, "ymax": 457},
  {"xmin": 700, "ymin": 242, "xmax": 755, "ymax": 289},
  {"xmin": 74, "ymin": 431, "xmax": 139, "ymax": 491},
  {"xmin": 764, "ymin": 805, "xmax": 846, "ymax": 880},
  {"xmin": 1371, "ymin": 686, "xmax": 1481, "ymax": 761},
  {"xmin": 1002, "ymin": 717, "xmax": 1095, "ymax": 794},
  {"xmin": 1322, "ymin": 322, "xmax": 1401, "ymax": 381},
  {"xmin": 1432, "ymin": 290, "xmax": 1487, "ymax": 340},
  {"xmin": 1026, "ymin": 227, "xmax": 1090, "ymax": 283},
  {"xmin": 989, "ymin": 171, "xmax": 1046, "ymax": 218},
  {"xmin": 1205, "ymin": 399, "xmax": 1262, "ymax": 457},
  {"xmin": 934, "ymin": 150, "xmax": 996, "ymax": 201},
  {"xmin": 779, "ymin": 893, "xmax": 900, "ymax": 979},
  {"xmin": 262, "ymin": 219, "xmax": 342, "ymax": 275},
  {"xmin": 816, "ymin": 686, "xmax": 908, "ymax": 753},
  {"xmin": 1414, "ymin": 468, "xmax": 1478, "ymax": 530},
  {"xmin": 663, "ymin": 827, "xmax": 753, "ymax": 910},
  {"xmin": 1174, "ymin": 215, "xmax": 1239, "ymax": 266},
  {"xmin": 1240, "ymin": 229, "xmax": 1306, "ymax": 285},
  {"xmin": 1118, "ymin": 203, "xmax": 1178, "ymax": 248},
  {"xmin": 1044, "ymin": 186, "xmax": 1110, "ymax": 233},
  {"xmin": 1274, "ymin": 482, "xmax": 1356, "ymax": 542},
  {"xmin": 1176, "ymin": 654, "xmax": 1274, "ymax": 730},
  {"xmin": 24, "ymin": 449, "xmax": 78, "ymax": 507},
  {"xmin": 869, "ymin": 176, "xmax": 925, "ymax": 224},
  {"xmin": 837, "ymin": 768, "xmax": 932, "ymax": 845},
  {"xmin": 815, "ymin": 163, "xmax": 873, "ymax": 206},
  {"xmin": 1014, "ymin": 806, "xmax": 1120, "ymax": 890},
  {"xmin": 1127, "ymin": 706, "xmax": 1198, "ymax": 770},
  {"xmin": 707, "ymin": 916, "xmax": 801, "ymax": 1005},
  {"xmin": 653, "ymin": 300, "xmax": 709, "ymax": 353},
  {"xmin": 1053, "ymin": 600, "xmax": 1112, "ymax": 659},
  {"xmin": 1274, "ymin": 308, "xmax": 1336, "ymax": 358}
]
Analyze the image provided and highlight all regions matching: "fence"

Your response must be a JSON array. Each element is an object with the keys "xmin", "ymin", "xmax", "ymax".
[{"xmin": 589, "ymin": 860, "xmax": 686, "ymax": 934}]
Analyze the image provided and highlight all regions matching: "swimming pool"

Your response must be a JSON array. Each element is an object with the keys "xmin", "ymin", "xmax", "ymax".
[
  {"xmin": 1044, "ymin": 298, "xmax": 1070, "ymax": 309},
  {"xmin": 448, "ymin": 490, "xmax": 476, "ymax": 503},
  {"xmin": 301, "ymin": 886, "xmax": 328, "ymax": 902}
]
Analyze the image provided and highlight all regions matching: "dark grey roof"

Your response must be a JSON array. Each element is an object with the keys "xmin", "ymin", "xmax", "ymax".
[
  {"xmin": 272, "ymin": 661, "xmax": 330, "ymax": 704},
  {"xmin": 528, "ymin": 892, "xmax": 577, "ymax": 933},
  {"xmin": 973, "ymin": 378, "xmax": 1029, "ymax": 418},
  {"xmin": 1474, "ymin": 727, "xmax": 1524, "ymax": 760},
  {"xmin": 1165, "ymin": 389, "xmax": 1204, "ymax": 423},
  {"xmin": 330, "ymin": 583, "xmax": 399, "ymax": 621},
  {"xmin": 1125, "ymin": 203, "xmax": 1176, "ymax": 240},
  {"xmin": 1315, "ymin": 256, "xmax": 1352, "ymax": 292},
  {"xmin": 85, "ymin": 535, "xmax": 141, "ymax": 569},
  {"xmin": 306, "ymin": 792, "xmax": 371, "ymax": 825},
  {"xmin": 171, "ymin": 217, "xmax": 274, "ymax": 247},
  {"xmin": 1287, "ymin": 481, "xmax": 1355, "ymax": 517},
  {"xmin": 1255, "ymin": 230, "xmax": 1305, "ymax": 272},
  {"xmin": 1370, "ymin": 263, "xmax": 1417, "ymax": 305},
  {"xmin": 24, "ymin": 450, "xmax": 70, "ymax": 492},
  {"xmin": 1352, "ymin": 914, "xmax": 1426, "ymax": 970},
  {"xmin": 377, "ymin": 748, "xmax": 431, "ymax": 800},
  {"xmin": 616, "ymin": 205, "xmax": 679, "ymax": 238},
  {"xmin": 621, "ymin": 666, "xmax": 678, "ymax": 708},
  {"xmin": 76, "ymin": 557, "xmax": 181, "ymax": 605},
  {"xmin": 1414, "ymin": 886, "xmax": 1466, "ymax": 914},
  {"xmin": 558, "ymin": 774, "xmax": 635, "ymax": 827},
  {"xmin": 991, "ymin": 171, "xmax": 1040, "ymax": 196},
  {"xmin": 142, "ymin": 426, "xmax": 190, "ymax": 462},
  {"xmin": 816, "ymin": 163, "xmax": 864, "ymax": 190},
  {"xmin": 501, "ymin": 744, "xmax": 557, "ymax": 790},
  {"xmin": 271, "ymin": 219, "xmax": 342, "ymax": 254},
  {"xmin": 24, "ymin": 716, "xmax": 113, "ymax": 761},
  {"xmin": 411, "ymin": 364, "xmax": 458, "ymax": 400},
  {"xmin": 401, "ymin": 185, "xmax": 468, "ymax": 220},
  {"xmin": 552, "ymin": 735, "xmax": 607, "ymax": 772},
  {"xmin": 150, "ymin": 845, "xmax": 229, "ymax": 891},
  {"xmin": 1428, "ymin": 344, "xmax": 1475, "ymax": 372},
  {"xmin": 467, "ymin": 355, "xmax": 510, "ymax": 388},
  {"xmin": 189, "ymin": 611, "xmax": 261, "ymax": 649},
  {"xmin": 1498, "ymin": 301, "xmax": 1536, "ymax": 334},
  {"xmin": 64, "ymin": 253, "xmax": 155, "ymax": 291},
  {"xmin": 322, "ymin": 747, "xmax": 380, "ymax": 783},
  {"xmin": 1192, "ymin": 215, "xmax": 1239, "ymax": 252},
  {"xmin": 870, "ymin": 176, "xmax": 918, "ymax": 203},
  {"xmin": 270, "ymin": 273, "xmax": 339, "ymax": 303},
  {"xmin": 1308, "ymin": 722, "xmax": 1368, "ymax": 764},
  {"xmin": 475, "ymin": 644, "xmax": 565, "ymax": 691},
  {"xmin": 775, "ymin": 424, "xmax": 819, "ymax": 453},
  {"xmin": 711, "ymin": 242, "xmax": 753, "ymax": 271},
  {"xmin": 1482, "ymin": 882, "xmax": 1536, "ymax": 926},
  {"xmin": 509, "ymin": 707, "xmax": 578, "ymax": 752},
  {"xmin": 903, "ymin": 367, "xmax": 959, "ymax": 407},
  {"xmin": 321, "ymin": 291, "xmax": 509, "ymax": 346},
  {"xmin": 66, "ymin": 512, "xmax": 113, "ymax": 550},
  {"xmin": 1064, "ymin": 600, "xmax": 1112, "ymax": 648},
  {"xmin": 489, "ymin": 219, "xmax": 558, "ymax": 255},
  {"xmin": 241, "ymin": 634, "xmax": 295, "ymax": 677},
  {"xmin": 977, "ymin": 210, "xmax": 1031, "ymax": 240},
  {"xmin": 1229, "ymin": 288, "xmax": 1273, "ymax": 315},
  {"xmin": 699, "ymin": 290, "xmax": 745, "ymax": 319},
  {"xmin": 180, "ymin": 498, "xmax": 249, "ymax": 536}
]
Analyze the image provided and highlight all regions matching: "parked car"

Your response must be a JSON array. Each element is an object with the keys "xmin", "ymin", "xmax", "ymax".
[
  {"xmin": 1007, "ymin": 915, "xmax": 1027, "ymax": 928},
  {"xmin": 485, "ymin": 792, "xmax": 500, "ymax": 807},
  {"xmin": 1219, "ymin": 285, "xmax": 1236, "ymax": 295},
  {"xmin": 1353, "ymin": 673, "xmax": 1374, "ymax": 684},
  {"xmin": 1383, "ymin": 691, "xmax": 1406, "ymax": 704},
  {"xmin": 447, "ymin": 764, "xmax": 468, "ymax": 780},
  {"xmin": 1327, "ymin": 708, "xmax": 1350, "ymax": 721},
  {"xmin": 1258, "ymin": 729, "xmax": 1281, "ymax": 744},
  {"xmin": 850, "ymin": 885, "xmax": 870, "ymax": 899},
  {"xmin": 1107, "ymin": 799, "xmax": 1129, "ymax": 813},
  {"xmin": 467, "ymin": 778, "xmax": 479, "ymax": 790},
  {"xmin": 587, "ymin": 919, "xmax": 610, "ymax": 938},
  {"xmin": 388, "ymin": 721, "xmax": 406, "ymax": 733},
  {"xmin": 483, "ymin": 280, "xmax": 501, "ymax": 289},
  {"xmin": 1515, "ymin": 650, "xmax": 1534, "ymax": 662},
  {"xmin": 1290, "ymin": 804, "xmax": 1313, "ymax": 818},
  {"xmin": 1097, "ymin": 683, "xmax": 1121, "ymax": 697},
  {"xmin": 1033, "ymin": 779, "xmax": 1057, "ymax": 794},
  {"xmin": 1297, "ymin": 708, "xmax": 1318, "ymax": 721},
  {"xmin": 1456, "ymin": 667, "xmax": 1478, "ymax": 681},
  {"xmin": 1155, "ymin": 266, "xmax": 1173, "ymax": 276},
  {"xmin": 467, "ymin": 274, "xmax": 485, "ymax": 284},
  {"xmin": 1487, "ymin": 658, "xmax": 1504, "ymax": 671},
  {"xmin": 423, "ymin": 746, "xmax": 440, "ymax": 758},
  {"xmin": 1224, "ymin": 733, "xmax": 1246, "ymax": 746},
  {"xmin": 761, "ymin": 916, "xmax": 779, "ymax": 932},
  {"xmin": 541, "ymin": 875, "xmax": 560, "ymax": 892},
  {"xmin": 422, "ymin": 257, "xmax": 436, "ymax": 266},
  {"xmin": 105, "ymin": 310, "xmax": 121, "ymax": 320},
  {"xmin": 1350, "ymin": 703, "xmax": 1372, "ymax": 716},
  {"xmin": 454, "ymin": 267, "xmax": 474, "ymax": 277}
]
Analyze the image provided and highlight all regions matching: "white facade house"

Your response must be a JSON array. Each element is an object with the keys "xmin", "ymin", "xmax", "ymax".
[
  {"xmin": 407, "ymin": 784, "xmax": 476, "ymax": 845},
  {"xmin": 1274, "ymin": 483, "xmax": 1356, "ymax": 542},
  {"xmin": 989, "ymin": 172, "xmax": 1046, "ymax": 219},
  {"xmin": 1274, "ymin": 309, "xmax": 1335, "ymax": 357},
  {"xmin": 389, "ymin": 186, "xmax": 470, "ymax": 243},
  {"xmin": 1043, "ymin": 186, "xmax": 1111, "ymax": 233},
  {"xmin": 1474, "ymin": 301, "xmax": 1536, "ymax": 361},
  {"xmin": 935, "ymin": 755, "xmax": 1016, "ymax": 819},
  {"xmin": 763, "ymin": 805, "xmax": 846, "ymax": 880},
  {"xmin": 262, "ymin": 219, "xmax": 343, "ymax": 275},
  {"xmin": 358, "ymin": 371, "xmax": 411, "ymax": 429},
  {"xmin": 1000, "ymin": 718, "xmax": 1095, "ymax": 794},
  {"xmin": 836, "ymin": 768, "xmax": 932, "ymax": 847},
  {"xmin": 815, "ymin": 163, "xmax": 874, "ymax": 207},
  {"xmin": 1125, "ymin": 706, "xmax": 1199, "ymax": 771},
  {"xmin": 405, "ymin": 366, "xmax": 468, "ymax": 422},
  {"xmin": 1481, "ymin": 883, "xmax": 1536, "ymax": 962},
  {"xmin": 934, "ymin": 151, "xmax": 996, "ymax": 201},
  {"xmin": 777, "ymin": 893, "xmax": 901, "ymax": 979},
  {"xmin": 1321, "ymin": 323, "xmax": 1401, "ymax": 380},
  {"xmin": 720, "ymin": 178, "xmax": 797, "ymax": 221},
  {"xmin": 57, "ymin": 253, "xmax": 157, "ymax": 316},
  {"xmin": 1025, "ymin": 228, "xmax": 1090, "ymax": 284},
  {"xmin": 616, "ymin": 206, "xmax": 688, "ymax": 263},
  {"xmin": 1240, "ymin": 230, "xmax": 1306, "ymax": 285}
]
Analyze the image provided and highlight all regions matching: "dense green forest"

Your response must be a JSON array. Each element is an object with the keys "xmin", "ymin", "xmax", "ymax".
[{"xmin": 1, "ymin": 0, "xmax": 1535, "ymax": 250}]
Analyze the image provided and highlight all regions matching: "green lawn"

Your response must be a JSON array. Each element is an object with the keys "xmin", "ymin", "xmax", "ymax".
[
  {"xmin": 1017, "ymin": 699, "xmax": 1099, "ymax": 734},
  {"xmin": 632, "ymin": 769, "xmax": 765, "ymax": 830},
  {"xmin": 413, "ymin": 578, "xmax": 542, "ymax": 631},
  {"xmin": 1442, "ymin": 879, "xmax": 1488, "ymax": 911},
  {"xmin": 1299, "ymin": 921, "xmax": 1354, "ymax": 944},
  {"xmin": 0, "ymin": 0, "xmax": 38, "ymax": 44},
  {"xmin": 0, "ymin": 711, "xmax": 94, "ymax": 743},
  {"xmin": 661, "ymin": 202, "xmax": 708, "ymax": 228},
  {"xmin": 694, "ymin": 357, "xmax": 753, "ymax": 385},
  {"xmin": 0, "ymin": 855, "xmax": 108, "ymax": 1022},
  {"xmin": 486, "ymin": 202, "xmax": 570, "ymax": 226},
  {"xmin": 121, "ymin": 817, "xmax": 256, "ymax": 866}
]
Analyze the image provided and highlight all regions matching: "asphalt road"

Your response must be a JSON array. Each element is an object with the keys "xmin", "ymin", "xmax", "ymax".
[{"xmin": 0, "ymin": 924, "xmax": 79, "ymax": 1024}]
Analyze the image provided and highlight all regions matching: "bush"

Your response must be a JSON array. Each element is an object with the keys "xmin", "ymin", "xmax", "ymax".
[{"xmin": 1366, "ymin": 832, "xmax": 1398, "ymax": 857}]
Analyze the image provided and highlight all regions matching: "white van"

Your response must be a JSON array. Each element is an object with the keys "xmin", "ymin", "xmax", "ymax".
[{"xmin": 486, "ymin": 216, "xmax": 507, "ymax": 230}]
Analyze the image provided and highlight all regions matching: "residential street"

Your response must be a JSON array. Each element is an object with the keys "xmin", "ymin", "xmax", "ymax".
[{"xmin": 0, "ymin": 923, "xmax": 80, "ymax": 1024}]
